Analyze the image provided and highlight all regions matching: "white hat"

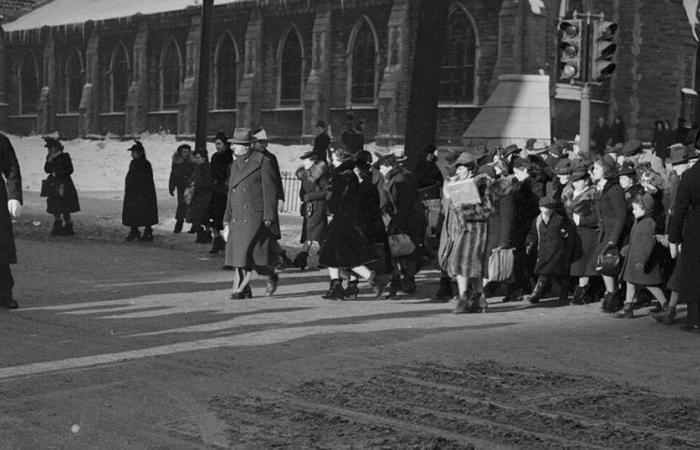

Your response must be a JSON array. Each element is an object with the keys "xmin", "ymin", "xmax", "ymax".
[{"xmin": 252, "ymin": 128, "xmax": 268, "ymax": 142}]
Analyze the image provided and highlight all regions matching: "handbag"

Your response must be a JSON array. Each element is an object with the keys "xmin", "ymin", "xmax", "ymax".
[
  {"xmin": 488, "ymin": 247, "xmax": 514, "ymax": 281},
  {"xmin": 596, "ymin": 246, "xmax": 621, "ymax": 276},
  {"xmin": 388, "ymin": 233, "xmax": 416, "ymax": 257},
  {"xmin": 183, "ymin": 182, "xmax": 195, "ymax": 205},
  {"xmin": 40, "ymin": 177, "xmax": 59, "ymax": 198}
]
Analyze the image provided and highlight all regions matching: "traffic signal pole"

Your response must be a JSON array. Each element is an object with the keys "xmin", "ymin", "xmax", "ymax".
[
  {"xmin": 579, "ymin": 83, "xmax": 591, "ymax": 154},
  {"xmin": 195, "ymin": 0, "xmax": 213, "ymax": 152}
]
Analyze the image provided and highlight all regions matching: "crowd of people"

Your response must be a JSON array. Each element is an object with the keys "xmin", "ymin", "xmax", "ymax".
[{"xmin": 0, "ymin": 112, "xmax": 699, "ymax": 334}]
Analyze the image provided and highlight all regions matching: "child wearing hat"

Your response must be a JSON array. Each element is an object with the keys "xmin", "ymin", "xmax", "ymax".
[
  {"xmin": 525, "ymin": 196, "xmax": 570, "ymax": 303},
  {"xmin": 617, "ymin": 193, "xmax": 668, "ymax": 318}
]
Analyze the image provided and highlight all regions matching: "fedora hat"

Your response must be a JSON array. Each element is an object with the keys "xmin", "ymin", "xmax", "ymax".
[
  {"xmin": 548, "ymin": 144, "xmax": 565, "ymax": 158},
  {"xmin": 252, "ymin": 128, "xmax": 268, "ymax": 142},
  {"xmin": 617, "ymin": 161, "xmax": 636, "ymax": 177},
  {"xmin": 622, "ymin": 139, "xmax": 643, "ymax": 156},
  {"xmin": 554, "ymin": 159, "xmax": 573, "ymax": 176},
  {"xmin": 571, "ymin": 168, "xmax": 589, "ymax": 182},
  {"xmin": 668, "ymin": 144, "xmax": 688, "ymax": 165},
  {"xmin": 503, "ymin": 144, "xmax": 520, "ymax": 157},
  {"xmin": 374, "ymin": 152, "xmax": 405, "ymax": 167},
  {"xmin": 449, "ymin": 152, "xmax": 477, "ymax": 167},
  {"xmin": 229, "ymin": 128, "xmax": 253, "ymax": 145}
]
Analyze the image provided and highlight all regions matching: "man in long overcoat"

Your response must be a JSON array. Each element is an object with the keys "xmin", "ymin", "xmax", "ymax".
[
  {"xmin": 224, "ymin": 128, "xmax": 280, "ymax": 299},
  {"xmin": 669, "ymin": 151, "xmax": 700, "ymax": 332},
  {"xmin": 0, "ymin": 133, "xmax": 22, "ymax": 309}
]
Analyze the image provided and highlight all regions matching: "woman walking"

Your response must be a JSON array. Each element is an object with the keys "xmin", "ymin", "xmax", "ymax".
[
  {"xmin": 294, "ymin": 149, "xmax": 329, "ymax": 270},
  {"xmin": 123, "ymin": 141, "xmax": 158, "ymax": 242},
  {"xmin": 168, "ymin": 144, "xmax": 195, "ymax": 234},
  {"xmin": 43, "ymin": 137, "xmax": 80, "ymax": 236},
  {"xmin": 438, "ymin": 152, "xmax": 493, "ymax": 314},
  {"xmin": 186, "ymin": 148, "xmax": 213, "ymax": 244},
  {"xmin": 208, "ymin": 132, "xmax": 233, "ymax": 254}
]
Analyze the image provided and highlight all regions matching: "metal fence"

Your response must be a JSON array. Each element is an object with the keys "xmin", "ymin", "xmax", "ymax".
[{"xmin": 280, "ymin": 171, "xmax": 302, "ymax": 215}]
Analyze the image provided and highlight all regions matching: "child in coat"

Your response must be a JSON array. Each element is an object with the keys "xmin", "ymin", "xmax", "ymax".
[
  {"xmin": 618, "ymin": 193, "xmax": 668, "ymax": 319},
  {"xmin": 525, "ymin": 196, "xmax": 570, "ymax": 304}
]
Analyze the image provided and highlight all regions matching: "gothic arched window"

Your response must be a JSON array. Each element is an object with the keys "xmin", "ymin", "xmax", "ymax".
[
  {"xmin": 161, "ymin": 41, "xmax": 181, "ymax": 110},
  {"xmin": 110, "ymin": 43, "xmax": 130, "ymax": 112},
  {"xmin": 440, "ymin": 6, "xmax": 478, "ymax": 103},
  {"xmin": 279, "ymin": 28, "xmax": 303, "ymax": 106},
  {"xmin": 66, "ymin": 50, "xmax": 83, "ymax": 113},
  {"xmin": 215, "ymin": 34, "xmax": 237, "ymax": 110},
  {"xmin": 19, "ymin": 53, "xmax": 38, "ymax": 114},
  {"xmin": 350, "ymin": 20, "xmax": 377, "ymax": 104}
]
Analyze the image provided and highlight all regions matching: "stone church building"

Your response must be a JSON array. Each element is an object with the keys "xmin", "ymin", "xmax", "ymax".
[{"xmin": 0, "ymin": 0, "xmax": 698, "ymax": 145}]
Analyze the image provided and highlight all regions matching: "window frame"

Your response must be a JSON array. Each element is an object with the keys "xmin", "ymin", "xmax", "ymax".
[
  {"xmin": 160, "ymin": 39, "xmax": 183, "ymax": 111},
  {"xmin": 346, "ymin": 16, "xmax": 380, "ymax": 107},
  {"xmin": 213, "ymin": 31, "xmax": 239, "ymax": 111},
  {"xmin": 18, "ymin": 52, "xmax": 39, "ymax": 115},
  {"xmin": 438, "ymin": 3, "xmax": 480, "ymax": 106},
  {"xmin": 277, "ymin": 25, "xmax": 305, "ymax": 108},
  {"xmin": 65, "ymin": 48, "xmax": 84, "ymax": 113},
  {"xmin": 109, "ymin": 42, "xmax": 131, "ymax": 113}
]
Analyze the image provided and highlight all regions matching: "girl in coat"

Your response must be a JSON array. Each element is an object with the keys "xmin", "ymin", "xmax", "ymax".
[
  {"xmin": 43, "ymin": 137, "xmax": 80, "ymax": 236},
  {"xmin": 317, "ymin": 145, "xmax": 390, "ymax": 300},
  {"xmin": 208, "ymin": 132, "xmax": 233, "ymax": 254},
  {"xmin": 186, "ymin": 148, "xmax": 213, "ymax": 244},
  {"xmin": 618, "ymin": 194, "xmax": 668, "ymax": 318},
  {"xmin": 438, "ymin": 152, "xmax": 493, "ymax": 314},
  {"xmin": 294, "ymin": 150, "xmax": 329, "ymax": 271},
  {"xmin": 122, "ymin": 141, "xmax": 158, "ymax": 242},
  {"xmin": 168, "ymin": 144, "xmax": 195, "ymax": 234}
]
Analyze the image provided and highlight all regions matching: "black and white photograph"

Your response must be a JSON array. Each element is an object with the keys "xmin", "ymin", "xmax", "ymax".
[{"xmin": 1, "ymin": 0, "xmax": 700, "ymax": 447}]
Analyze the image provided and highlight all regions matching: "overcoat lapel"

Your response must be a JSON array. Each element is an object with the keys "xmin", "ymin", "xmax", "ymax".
[{"xmin": 229, "ymin": 152, "xmax": 263, "ymax": 188}]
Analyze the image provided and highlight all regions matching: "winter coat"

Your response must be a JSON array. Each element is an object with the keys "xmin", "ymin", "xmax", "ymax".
[
  {"xmin": 546, "ymin": 178, "xmax": 571, "ymax": 218},
  {"xmin": 669, "ymin": 161, "xmax": 700, "ymax": 303},
  {"xmin": 414, "ymin": 157, "xmax": 444, "ymax": 192},
  {"xmin": 564, "ymin": 185, "xmax": 599, "ymax": 277},
  {"xmin": 380, "ymin": 167, "xmax": 426, "ymax": 249},
  {"xmin": 186, "ymin": 162, "xmax": 212, "ymax": 228},
  {"xmin": 621, "ymin": 215, "xmax": 663, "ymax": 285},
  {"xmin": 595, "ymin": 180, "xmax": 627, "ymax": 255},
  {"xmin": 621, "ymin": 184, "xmax": 645, "ymax": 245},
  {"xmin": 527, "ymin": 212, "xmax": 569, "ymax": 275},
  {"xmin": 0, "ymin": 133, "xmax": 22, "ymax": 266},
  {"xmin": 44, "ymin": 152, "xmax": 80, "ymax": 215},
  {"xmin": 527, "ymin": 154, "xmax": 552, "ymax": 199},
  {"xmin": 312, "ymin": 132, "xmax": 331, "ymax": 162},
  {"xmin": 122, "ymin": 158, "xmax": 158, "ymax": 227},
  {"xmin": 610, "ymin": 121, "xmax": 626, "ymax": 145},
  {"xmin": 341, "ymin": 127, "xmax": 364, "ymax": 154},
  {"xmin": 485, "ymin": 175, "xmax": 515, "ymax": 256},
  {"xmin": 318, "ymin": 161, "xmax": 379, "ymax": 268},
  {"xmin": 224, "ymin": 151, "xmax": 279, "ymax": 268},
  {"xmin": 297, "ymin": 161, "xmax": 329, "ymax": 242},
  {"xmin": 169, "ymin": 152, "xmax": 195, "ymax": 222},
  {"xmin": 510, "ymin": 178, "xmax": 540, "ymax": 250},
  {"xmin": 208, "ymin": 149, "xmax": 233, "ymax": 230},
  {"xmin": 591, "ymin": 124, "xmax": 610, "ymax": 154},
  {"xmin": 256, "ymin": 149, "xmax": 284, "ymax": 201}
]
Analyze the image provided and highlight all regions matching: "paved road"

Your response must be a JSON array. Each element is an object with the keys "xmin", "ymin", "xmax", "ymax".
[{"xmin": 1, "ymin": 239, "xmax": 699, "ymax": 448}]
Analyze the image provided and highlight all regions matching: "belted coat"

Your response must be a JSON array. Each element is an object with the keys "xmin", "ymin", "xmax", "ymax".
[
  {"xmin": 44, "ymin": 152, "xmax": 80, "ymax": 214},
  {"xmin": 224, "ymin": 151, "xmax": 280, "ymax": 268},
  {"xmin": 0, "ymin": 133, "xmax": 22, "ymax": 266}
]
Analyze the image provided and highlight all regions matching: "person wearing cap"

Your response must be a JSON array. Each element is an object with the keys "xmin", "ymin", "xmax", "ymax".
[
  {"xmin": 376, "ymin": 152, "xmax": 426, "ymax": 297},
  {"xmin": 591, "ymin": 155, "xmax": 627, "ymax": 312},
  {"xmin": 207, "ymin": 132, "xmax": 234, "ymax": 254},
  {"xmin": 43, "ymin": 136, "xmax": 80, "ymax": 236},
  {"xmin": 502, "ymin": 157, "xmax": 540, "ymax": 303},
  {"xmin": 525, "ymin": 142, "xmax": 553, "ymax": 199},
  {"xmin": 438, "ymin": 151, "xmax": 493, "ymax": 313},
  {"xmin": 0, "ymin": 132, "xmax": 22, "ymax": 309},
  {"xmin": 122, "ymin": 141, "xmax": 158, "ymax": 242},
  {"xmin": 223, "ymin": 128, "xmax": 280, "ymax": 299},
  {"xmin": 169, "ymin": 143, "xmax": 195, "ymax": 234},
  {"xmin": 617, "ymin": 193, "xmax": 668, "ymax": 319},
  {"xmin": 591, "ymin": 116, "xmax": 611, "ymax": 155},
  {"xmin": 317, "ymin": 144, "xmax": 390, "ymax": 300},
  {"xmin": 524, "ymin": 196, "xmax": 571, "ymax": 304},
  {"xmin": 564, "ymin": 166, "xmax": 600, "ymax": 304},
  {"xmin": 312, "ymin": 120, "xmax": 331, "ymax": 162},
  {"xmin": 185, "ymin": 148, "xmax": 213, "ymax": 245},
  {"xmin": 668, "ymin": 145, "xmax": 700, "ymax": 332},
  {"xmin": 293, "ymin": 148, "xmax": 329, "ymax": 271}
]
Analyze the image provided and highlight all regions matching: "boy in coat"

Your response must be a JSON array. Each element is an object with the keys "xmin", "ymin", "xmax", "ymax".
[
  {"xmin": 0, "ymin": 133, "xmax": 22, "ymax": 309},
  {"xmin": 526, "ymin": 196, "xmax": 570, "ymax": 304}
]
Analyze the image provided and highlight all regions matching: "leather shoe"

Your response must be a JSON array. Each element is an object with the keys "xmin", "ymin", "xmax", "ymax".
[
  {"xmin": 1, "ymin": 299, "xmax": 18, "ymax": 309},
  {"xmin": 265, "ymin": 273, "xmax": 279, "ymax": 297}
]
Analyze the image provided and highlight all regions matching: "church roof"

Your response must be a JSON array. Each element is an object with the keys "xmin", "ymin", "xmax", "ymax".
[{"xmin": 2, "ymin": 0, "xmax": 246, "ymax": 32}]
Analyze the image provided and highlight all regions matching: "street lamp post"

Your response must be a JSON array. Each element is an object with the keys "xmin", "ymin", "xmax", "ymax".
[{"xmin": 195, "ymin": 0, "xmax": 214, "ymax": 151}]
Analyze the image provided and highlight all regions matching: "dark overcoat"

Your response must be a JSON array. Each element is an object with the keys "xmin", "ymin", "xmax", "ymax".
[
  {"xmin": 312, "ymin": 132, "xmax": 331, "ymax": 162},
  {"xmin": 169, "ymin": 153, "xmax": 195, "ymax": 222},
  {"xmin": 0, "ymin": 134, "xmax": 22, "ymax": 266},
  {"xmin": 297, "ymin": 161, "xmax": 329, "ymax": 243},
  {"xmin": 257, "ymin": 149, "xmax": 284, "ymax": 201},
  {"xmin": 510, "ymin": 178, "xmax": 540, "ymax": 250},
  {"xmin": 527, "ymin": 212, "xmax": 569, "ymax": 275},
  {"xmin": 186, "ymin": 162, "xmax": 212, "ymax": 228},
  {"xmin": 44, "ymin": 152, "xmax": 80, "ymax": 215},
  {"xmin": 208, "ymin": 149, "xmax": 233, "ymax": 230},
  {"xmin": 595, "ymin": 181, "xmax": 627, "ymax": 255},
  {"xmin": 380, "ymin": 167, "xmax": 426, "ymax": 247},
  {"xmin": 669, "ymin": 161, "xmax": 700, "ymax": 303},
  {"xmin": 122, "ymin": 158, "xmax": 159, "ymax": 227},
  {"xmin": 620, "ymin": 215, "xmax": 663, "ymax": 285},
  {"xmin": 318, "ymin": 161, "xmax": 379, "ymax": 268},
  {"xmin": 564, "ymin": 185, "xmax": 599, "ymax": 277},
  {"xmin": 485, "ymin": 176, "xmax": 515, "ymax": 257},
  {"xmin": 224, "ymin": 151, "xmax": 280, "ymax": 268}
]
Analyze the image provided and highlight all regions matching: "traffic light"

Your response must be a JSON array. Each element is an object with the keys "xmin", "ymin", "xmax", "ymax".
[
  {"xmin": 591, "ymin": 21, "xmax": 618, "ymax": 82},
  {"xmin": 558, "ymin": 19, "xmax": 583, "ymax": 80}
]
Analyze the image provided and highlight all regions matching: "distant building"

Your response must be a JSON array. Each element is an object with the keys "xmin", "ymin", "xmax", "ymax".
[{"xmin": 0, "ymin": 0, "xmax": 697, "ymax": 145}]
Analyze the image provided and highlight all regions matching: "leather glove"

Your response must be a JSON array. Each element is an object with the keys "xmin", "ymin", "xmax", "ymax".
[
  {"xmin": 264, "ymin": 220, "xmax": 273, "ymax": 229},
  {"xmin": 222, "ymin": 224, "xmax": 229, "ymax": 243},
  {"xmin": 8, "ymin": 200, "xmax": 21, "ymax": 218}
]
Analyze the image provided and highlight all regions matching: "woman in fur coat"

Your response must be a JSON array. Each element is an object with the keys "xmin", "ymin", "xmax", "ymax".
[{"xmin": 43, "ymin": 137, "xmax": 80, "ymax": 236}]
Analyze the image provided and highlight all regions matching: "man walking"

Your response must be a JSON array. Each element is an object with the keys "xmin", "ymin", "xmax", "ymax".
[{"xmin": 0, "ymin": 133, "xmax": 22, "ymax": 309}]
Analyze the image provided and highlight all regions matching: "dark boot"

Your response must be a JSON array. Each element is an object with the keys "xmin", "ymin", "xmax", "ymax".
[
  {"xmin": 344, "ymin": 280, "xmax": 360, "ymax": 299},
  {"xmin": 608, "ymin": 291, "xmax": 623, "ymax": 313},
  {"xmin": 230, "ymin": 285, "xmax": 253, "ymax": 300},
  {"xmin": 453, "ymin": 293, "xmax": 471, "ymax": 314},
  {"xmin": 601, "ymin": 292, "xmax": 613, "ymax": 312},
  {"xmin": 196, "ymin": 230, "xmax": 212, "ymax": 244},
  {"xmin": 139, "ymin": 228, "xmax": 154, "ymax": 242},
  {"xmin": 279, "ymin": 251, "xmax": 294, "ymax": 269},
  {"xmin": 528, "ymin": 279, "xmax": 547, "ymax": 304},
  {"xmin": 174, "ymin": 220, "xmax": 183, "ymax": 234},
  {"xmin": 51, "ymin": 221, "xmax": 64, "ymax": 236},
  {"xmin": 322, "ymin": 279, "xmax": 344, "ymax": 300},
  {"xmin": 209, "ymin": 236, "xmax": 225, "ymax": 254},
  {"xmin": 187, "ymin": 224, "xmax": 198, "ymax": 234},
  {"xmin": 651, "ymin": 305, "xmax": 676, "ymax": 324},
  {"xmin": 432, "ymin": 277, "xmax": 453, "ymax": 303},
  {"xmin": 265, "ymin": 273, "xmax": 279, "ymax": 297},
  {"xmin": 615, "ymin": 302, "xmax": 634, "ymax": 319},
  {"xmin": 63, "ymin": 222, "xmax": 74, "ymax": 236},
  {"xmin": 400, "ymin": 276, "xmax": 417, "ymax": 295},
  {"xmin": 469, "ymin": 292, "xmax": 488, "ymax": 313},
  {"xmin": 571, "ymin": 285, "xmax": 585, "ymax": 305},
  {"xmin": 293, "ymin": 252, "xmax": 309, "ymax": 271},
  {"xmin": 368, "ymin": 271, "xmax": 391, "ymax": 300},
  {"xmin": 125, "ymin": 228, "xmax": 141, "ymax": 242}
]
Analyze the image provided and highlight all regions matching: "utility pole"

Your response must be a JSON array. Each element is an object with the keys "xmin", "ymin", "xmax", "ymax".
[{"xmin": 195, "ymin": 0, "xmax": 214, "ymax": 151}]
